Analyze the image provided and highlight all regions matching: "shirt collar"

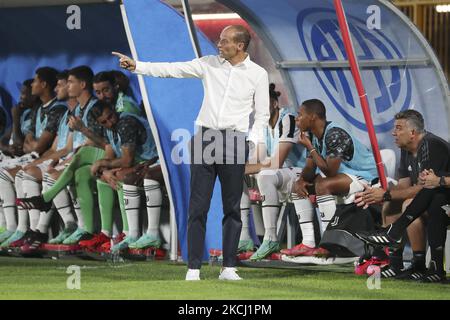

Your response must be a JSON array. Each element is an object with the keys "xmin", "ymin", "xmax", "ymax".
[{"xmin": 218, "ymin": 53, "xmax": 251, "ymax": 68}]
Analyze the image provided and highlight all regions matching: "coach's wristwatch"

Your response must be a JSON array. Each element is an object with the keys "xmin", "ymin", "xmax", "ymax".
[
  {"xmin": 382, "ymin": 190, "xmax": 392, "ymax": 202},
  {"xmin": 439, "ymin": 176, "xmax": 446, "ymax": 187}
]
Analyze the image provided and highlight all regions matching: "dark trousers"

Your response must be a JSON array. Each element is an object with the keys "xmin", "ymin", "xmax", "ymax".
[
  {"xmin": 187, "ymin": 127, "xmax": 248, "ymax": 269},
  {"xmin": 400, "ymin": 188, "xmax": 450, "ymax": 267}
]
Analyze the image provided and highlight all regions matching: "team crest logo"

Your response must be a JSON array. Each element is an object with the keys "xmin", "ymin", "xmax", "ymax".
[
  {"xmin": 330, "ymin": 215, "xmax": 340, "ymax": 227},
  {"xmin": 297, "ymin": 8, "xmax": 412, "ymax": 132}
]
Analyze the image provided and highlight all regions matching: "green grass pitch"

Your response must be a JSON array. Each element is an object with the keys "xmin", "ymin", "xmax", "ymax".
[{"xmin": 0, "ymin": 256, "xmax": 449, "ymax": 300}]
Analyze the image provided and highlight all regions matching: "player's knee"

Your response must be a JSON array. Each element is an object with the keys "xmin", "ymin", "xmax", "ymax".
[
  {"xmin": 25, "ymin": 166, "xmax": 40, "ymax": 179},
  {"xmin": 315, "ymin": 179, "xmax": 331, "ymax": 196},
  {"xmin": 123, "ymin": 171, "xmax": 138, "ymax": 185},
  {"xmin": 144, "ymin": 170, "xmax": 155, "ymax": 180},
  {"xmin": 256, "ymin": 170, "xmax": 278, "ymax": 188},
  {"xmin": 257, "ymin": 171, "xmax": 278, "ymax": 197}
]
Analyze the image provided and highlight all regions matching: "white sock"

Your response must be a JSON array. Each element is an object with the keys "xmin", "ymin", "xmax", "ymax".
[
  {"xmin": 0, "ymin": 168, "xmax": 17, "ymax": 231},
  {"xmin": 14, "ymin": 171, "xmax": 29, "ymax": 233},
  {"xmin": 0, "ymin": 206, "xmax": 5, "ymax": 229},
  {"xmin": 292, "ymin": 198, "xmax": 316, "ymax": 247},
  {"xmin": 257, "ymin": 172, "xmax": 280, "ymax": 242},
  {"xmin": 316, "ymin": 195, "xmax": 336, "ymax": 235},
  {"xmin": 43, "ymin": 175, "xmax": 75, "ymax": 230},
  {"xmin": 239, "ymin": 186, "xmax": 251, "ymax": 241},
  {"xmin": 144, "ymin": 179, "xmax": 162, "ymax": 238},
  {"xmin": 21, "ymin": 172, "xmax": 43, "ymax": 232},
  {"xmin": 122, "ymin": 184, "xmax": 141, "ymax": 239},
  {"xmin": 68, "ymin": 185, "xmax": 84, "ymax": 229},
  {"xmin": 251, "ymin": 204, "xmax": 264, "ymax": 237}
]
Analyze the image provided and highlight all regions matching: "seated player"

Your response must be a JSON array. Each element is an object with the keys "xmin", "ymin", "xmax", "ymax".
[
  {"xmin": 292, "ymin": 99, "xmax": 378, "ymax": 255},
  {"xmin": 109, "ymin": 69, "xmax": 138, "ymax": 105},
  {"xmin": 17, "ymin": 100, "xmax": 162, "ymax": 253},
  {"xmin": 17, "ymin": 70, "xmax": 81, "ymax": 250},
  {"xmin": 0, "ymin": 67, "xmax": 67, "ymax": 247},
  {"xmin": 243, "ymin": 84, "xmax": 311, "ymax": 261},
  {"xmin": 93, "ymin": 71, "xmax": 141, "ymax": 115},
  {"xmin": 76, "ymin": 100, "xmax": 161, "ymax": 253},
  {"xmin": 0, "ymin": 79, "xmax": 38, "ymax": 243},
  {"xmin": 0, "ymin": 79, "xmax": 40, "ymax": 158},
  {"xmin": 15, "ymin": 66, "xmax": 107, "ymax": 246}
]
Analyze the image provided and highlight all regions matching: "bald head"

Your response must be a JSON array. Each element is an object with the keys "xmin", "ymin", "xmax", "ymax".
[{"xmin": 224, "ymin": 25, "xmax": 251, "ymax": 51}]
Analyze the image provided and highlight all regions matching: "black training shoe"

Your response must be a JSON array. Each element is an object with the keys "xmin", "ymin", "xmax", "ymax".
[
  {"xmin": 16, "ymin": 195, "xmax": 52, "ymax": 212},
  {"xmin": 355, "ymin": 225, "xmax": 402, "ymax": 248},
  {"xmin": 380, "ymin": 265, "xmax": 401, "ymax": 278},
  {"xmin": 395, "ymin": 266, "xmax": 426, "ymax": 281},
  {"xmin": 21, "ymin": 230, "xmax": 48, "ymax": 253},
  {"xmin": 420, "ymin": 261, "xmax": 447, "ymax": 283}
]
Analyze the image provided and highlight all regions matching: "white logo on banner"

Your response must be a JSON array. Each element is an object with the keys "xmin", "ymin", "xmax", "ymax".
[
  {"xmin": 66, "ymin": 5, "xmax": 81, "ymax": 30},
  {"xmin": 366, "ymin": 5, "xmax": 381, "ymax": 30}
]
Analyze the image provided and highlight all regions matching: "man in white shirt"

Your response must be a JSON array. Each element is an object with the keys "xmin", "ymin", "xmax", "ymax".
[{"xmin": 112, "ymin": 25, "xmax": 270, "ymax": 281}]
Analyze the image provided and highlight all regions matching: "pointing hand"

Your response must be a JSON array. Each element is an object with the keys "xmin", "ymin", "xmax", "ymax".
[{"xmin": 112, "ymin": 51, "xmax": 136, "ymax": 71}]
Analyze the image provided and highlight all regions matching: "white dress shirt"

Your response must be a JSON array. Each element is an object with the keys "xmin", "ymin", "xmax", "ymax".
[{"xmin": 134, "ymin": 54, "xmax": 270, "ymax": 145}]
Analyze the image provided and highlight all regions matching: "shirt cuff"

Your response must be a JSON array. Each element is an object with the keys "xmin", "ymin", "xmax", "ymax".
[{"xmin": 133, "ymin": 61, "xmax": 148, "ymax": 75}]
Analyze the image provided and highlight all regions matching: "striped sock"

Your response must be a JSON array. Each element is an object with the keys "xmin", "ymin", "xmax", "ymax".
[
  {"xmin": 316, "ymin": 195, "xmax": 336, "ymax": 235},
  {"xmin": 0, "ymin": 168, "xmax": 17, "ymax": 231},
  {"xmin": 123, "ymin": 184, "xmax": 141, "ymax": 239},
  {"xmin": 144, "ymin": 179, "xmax": 162, "ymax": 238},
  {"xmin": 14, "ymin": 171, "xmax": 29, "ymax": 233},
  {"xmin": 292, "ymin": 196, "xmax": 316, "ymax": 247},
  {"xmin": 21, "ymin": 172, "xmax": 43, "ymax": 231}
]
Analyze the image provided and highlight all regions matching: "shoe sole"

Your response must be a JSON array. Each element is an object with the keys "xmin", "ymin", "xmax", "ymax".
[{"xmin": 282, "ymin": 255, "xmax": 358, "ymax": 265}]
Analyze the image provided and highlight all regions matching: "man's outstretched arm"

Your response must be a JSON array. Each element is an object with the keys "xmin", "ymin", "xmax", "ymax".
[{"xmin": 112, "ymin": 51, "xmax": 204, "ymax": 79}]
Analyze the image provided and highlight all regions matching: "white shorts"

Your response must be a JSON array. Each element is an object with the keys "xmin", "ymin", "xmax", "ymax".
[
  {"xmin": 0, "ymin": 152, "xmax": 39, "ymax": 169},
  {"xmin": 336, "ymin": 173, "xmax": 368, "ymax": 205},
  {"xmin": 36, "ymin": 159, "xmax": 67, "ymax": 173},
  {"xmin": 259, "ymin": 167, "xmax": 303, "ymax": 203}
]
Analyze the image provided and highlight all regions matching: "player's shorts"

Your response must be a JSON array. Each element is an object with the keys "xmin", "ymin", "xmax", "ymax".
[
  {"xmin": 0, "ymin": 152, "xmax": 39, "ymax": 169},
  {"xmin": 259, "ymin": 167, "xmax": 303, "ymax": 203}
]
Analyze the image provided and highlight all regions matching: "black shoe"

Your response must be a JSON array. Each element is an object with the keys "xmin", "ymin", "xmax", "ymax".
[
  {"xmin": 21, "ymin": 230, "xmax": 48, "ymax": 253},
  {"xmin": 380, "ymin": 265, "xmax": 401, "ymax": 278},
  {"xmin": 16, "ymin": 195, "xmax": 52, "ymax": 212},
  {"xmin": 395, "ymin": 266, "xmax": 426, "ymax": 281},
  {"xmin": 420, "ymin": 261, "xmax": 447, "ymax": 283},
  {"xmin": 23, "ymin": 229, "xmax": 38, "ymax": 245},
  {"xmin": 355, "ymin": 225, "xmax": 402, "ymax": 247}
]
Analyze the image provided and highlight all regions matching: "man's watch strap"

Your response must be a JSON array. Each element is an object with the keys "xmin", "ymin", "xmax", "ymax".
[
  {"xmin": 383, "ymin": 190, "xmax": 392, "ymax": 202},
  {"xmin": 439, "ymin": 176, "xmax": 446, "ymax": 187}
]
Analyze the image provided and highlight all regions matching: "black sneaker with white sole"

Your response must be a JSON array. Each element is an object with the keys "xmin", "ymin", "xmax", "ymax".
[
  {"xmin": 380, "ymin": 265, "xmax": 401, "ymax": 278},
  {"xmin": 395, "ymin": 266, "xmax": 426, "ymax": 281},
  {"xmin": 355, "ymin": 225, "xmax": 402, "ymax": 248},
  {"xmin": 420, "ymin": 261, "xmax": 447, "ymax": 283}
]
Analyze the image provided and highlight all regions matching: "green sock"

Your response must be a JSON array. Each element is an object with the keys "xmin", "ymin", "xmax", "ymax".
[
  {"xmin": 74, "ymin": 165, "xmax": 96, "ymax": 234},
  {"xmin": 97, "ymin": 179, "xmax": 114, "ymax": 236},
  {"xmin": 43, "ymin": 146, "xmax": 105, "ymax": 202},
  {"xmin": 117, "ymin": 185, "xmax": 129, "ymax": 233}
]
